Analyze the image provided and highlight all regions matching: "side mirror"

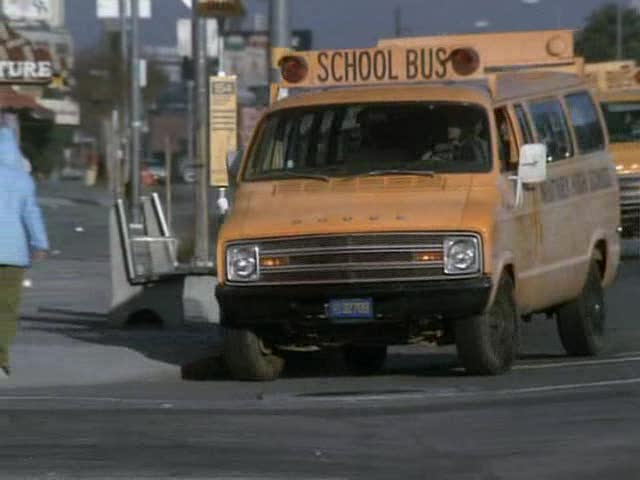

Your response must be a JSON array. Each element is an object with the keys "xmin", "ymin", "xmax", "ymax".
[
  {"xmin": 518, "ymin": 143, "xmax": 547, "ymax": 184},
  {"xmin": 226, "ymin": 149, "xmax": 243, "ymax": 179},
  {"xmin": 510, "ymin": 144, "xmax": 547, "ymax": 208}
]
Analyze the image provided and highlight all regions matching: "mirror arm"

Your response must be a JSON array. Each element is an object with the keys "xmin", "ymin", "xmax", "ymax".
[{"xmin": 508, "ymin": 175, "xmax": 524, "ymax": 208}]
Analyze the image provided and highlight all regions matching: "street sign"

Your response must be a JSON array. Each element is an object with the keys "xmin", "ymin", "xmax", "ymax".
[
  {"xmin": 209, "ymin": 76, "xmax": 238, "ymax": 187},
  {"xmin": 196, "ymin": 0, "xmax": 246, "ymax": 18},
  {"xmin": 96, "ymin": 0, "xmax": 151, "ymax": 19}
]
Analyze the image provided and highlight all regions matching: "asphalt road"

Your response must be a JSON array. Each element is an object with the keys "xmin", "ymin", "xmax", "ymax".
[{"xmin": 3, "ymin": 181, "xmax": 640, "ymax": 479}]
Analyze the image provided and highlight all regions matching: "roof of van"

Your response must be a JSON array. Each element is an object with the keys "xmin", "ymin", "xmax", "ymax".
[{"xmin": 270, "ymin": 71, "xmax": 586, "ymax": 111}]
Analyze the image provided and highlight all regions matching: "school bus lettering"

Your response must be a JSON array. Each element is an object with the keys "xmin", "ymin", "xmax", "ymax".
[
  {"xmin": 279, "ymin": 45, "xmax": 483, "ymax": 87},
  {"xmin": 406, "ymin": 47, "xmax": 449, "ymax": 80}
]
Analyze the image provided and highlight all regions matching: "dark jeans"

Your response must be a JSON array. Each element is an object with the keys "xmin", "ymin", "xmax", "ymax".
[{"xmin": 0, "ymin": 266, "xmax": 24, "ymax": 367}]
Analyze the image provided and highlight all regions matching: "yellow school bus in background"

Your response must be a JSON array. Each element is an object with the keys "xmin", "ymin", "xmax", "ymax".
[
  {"xmin": 216, "ymin": 31, "xmax": 620, "ymax": 381},
  {"xmin": 586, "ymin": 61, "xmax": 640, "ymax": 236}
]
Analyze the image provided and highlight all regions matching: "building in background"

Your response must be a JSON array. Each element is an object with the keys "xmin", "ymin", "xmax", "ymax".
[{"xmin": 0, "ymin": 0, "xmax": 80, "ymax": 176}]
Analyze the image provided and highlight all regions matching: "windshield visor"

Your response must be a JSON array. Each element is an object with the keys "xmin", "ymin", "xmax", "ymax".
[{"xmin": 244, "ymin": 102, "xmax": 492, "ymax": 181}]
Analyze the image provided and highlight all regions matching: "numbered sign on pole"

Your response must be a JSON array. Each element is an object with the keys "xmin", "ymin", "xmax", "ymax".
[{"xmin": 209, "ymin": 76, "xmax": 238, "ymax": 187}]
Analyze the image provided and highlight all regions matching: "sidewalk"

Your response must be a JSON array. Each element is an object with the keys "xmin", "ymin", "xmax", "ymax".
[{"xmin": 38, "ymin": 179, "xmax": 114, "ymax": 208}]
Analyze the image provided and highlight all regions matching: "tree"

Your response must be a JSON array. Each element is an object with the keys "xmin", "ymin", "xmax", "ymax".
[{"xmin": 576, "ymin": 4, "xmax": 640, "ymax": 62}]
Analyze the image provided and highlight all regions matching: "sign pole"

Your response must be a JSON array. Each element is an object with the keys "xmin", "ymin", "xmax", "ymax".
[
  {"xmin": 118, "ymin": 0, "xmax": 130, "ymax": 194},
  {"xmin": 269, "ymin": 0, "xmax": 291, "ymax": 83},
  {"xmin": 130, "ymin": 0, "xmax": 142, "ymax": 223},
  {"xmin": 193, "ymin": 9, "xmax": 211, "ymax": 266}
]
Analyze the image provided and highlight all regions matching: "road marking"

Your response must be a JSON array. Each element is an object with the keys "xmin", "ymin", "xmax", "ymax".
[
  {"xmin": 295, "ymin": 377, "xmax": 640, "ymax": 403},
  {"xmin": 0, "ymin": 395, "xmax": 170, "ymax": 405},
  {"xmin": 514, "ymin": 356, "xmax": 640, "ymax": 370}
]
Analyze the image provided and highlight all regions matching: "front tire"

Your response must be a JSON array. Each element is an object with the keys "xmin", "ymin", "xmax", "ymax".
[
  {"xmin": 223, "ymin": 329, "xmax": 285, "ymax": 381},
  {"xmin": 455, "ymin": 276, "xmax": 518, "ymax": 375},
  {"xmin": 556, "ymin": 260, "xmax": 606, "ymax": 356},
  {"xmin": 343, "ymin": 345, "xmax": 387, "ymax": 375}
]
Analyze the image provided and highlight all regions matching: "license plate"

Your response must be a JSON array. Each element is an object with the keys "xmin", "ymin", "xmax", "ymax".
[{"xmin": 328, "ymin": 298, "xmax": 374, "ymax": 323}]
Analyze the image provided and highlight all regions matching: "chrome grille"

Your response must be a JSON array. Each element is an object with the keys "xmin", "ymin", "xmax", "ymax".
[
  {"xmin": 618, "ymin": 173, "xmax": 640, "ymax": 234},
  {"xmin": 227, "ymin": 233, "xmax": 481, "ymax": 286}
]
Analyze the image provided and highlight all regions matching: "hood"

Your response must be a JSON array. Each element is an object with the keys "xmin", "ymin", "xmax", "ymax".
[
  {"xmin": 0, "ymin": 127, "xmax": 25, "ymax": 171},
  {"xmin": 610, "ymin": 142, "xmax": 640, "ymax": 174},
  {"xmin": 224, "ymin": 176, "xmax": 475, "ymax": 240}
]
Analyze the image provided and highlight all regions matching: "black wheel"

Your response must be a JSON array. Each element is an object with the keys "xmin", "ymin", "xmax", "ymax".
[
  {"xmin": 343, "ymin": 345, "xmax": 388, "ymax": 375},
  {"xmin": 556, "ymin": 260, "xmax": 606, "ymax": 356},
  {"xmin": 223, "ymin": 329, "xmax": 285, "ymax": 381},
  {"xmin": 455, "ymin": 275, "xmax": 518, "ymax": 375}
]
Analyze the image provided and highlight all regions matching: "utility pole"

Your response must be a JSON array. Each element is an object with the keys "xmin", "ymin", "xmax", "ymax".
[
  {"xmin": 118, "ymin": 0, "xmax": 129, "ymax": 196},
  {"xmin": 617, "ymin": 1, "xmax": 624, "ymax": 60},
  {"xmin": 130, "ymin": 0, "xmax": 142, "ymax": 223},
  {"xmin": 269, "ymin": 0, "xmax": 290, "ymax": 84},
  {"xmin": 193, "ymin": 9, "xmax": 211, "ymax": 265},
  {"xmin": 394, "ymin": 6, "xmax": 402, "ymax": 37}
]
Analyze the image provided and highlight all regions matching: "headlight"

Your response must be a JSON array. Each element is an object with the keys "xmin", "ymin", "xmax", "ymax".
[
  {"xmin": 444, "ymin": 237, "xmax": 480, "ymax": 275},
  {"xmin": 227, "ymin": 245, "xmax": 259, "ymax": 282}
]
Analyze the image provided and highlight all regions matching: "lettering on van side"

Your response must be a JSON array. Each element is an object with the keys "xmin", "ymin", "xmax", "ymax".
[
  {"xmin": 540, "ymin": 168, "xmax": 613, "ymax": 205},
  {"xmin": 316, "ymin": 48, "xmax": 450, "ymax": 84}
]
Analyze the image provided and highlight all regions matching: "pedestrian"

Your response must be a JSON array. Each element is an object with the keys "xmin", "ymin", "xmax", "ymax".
[{"xmin": 0, "ymin": 126, "xmax": 48, "ymax": 378}]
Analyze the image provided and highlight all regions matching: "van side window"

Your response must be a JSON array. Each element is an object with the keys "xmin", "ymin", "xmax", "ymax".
[
  {"xmin": 514, "ymin": 104, "xmax": 534, "ymax": 144},
  {"xmin": 495, "ymin": 107, "xmax": 517, "ymax": 171},
  {"xmin": 529, "ymin": 98, "xmax": 574, "ymax": 162},
  {"xmin": 565, "ymin": 92, "xmax": 605, "ymax": 153}
]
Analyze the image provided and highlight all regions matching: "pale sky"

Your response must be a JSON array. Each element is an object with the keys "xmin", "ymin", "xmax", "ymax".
[{"xmin": 67, "ymin": 0, "xmax": 631, "ymax": 52}]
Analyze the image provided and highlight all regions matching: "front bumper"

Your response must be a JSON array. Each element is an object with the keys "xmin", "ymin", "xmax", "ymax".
[{"xmin": 216, "ymin": 277, "xmax": 492, "ymax": 338}]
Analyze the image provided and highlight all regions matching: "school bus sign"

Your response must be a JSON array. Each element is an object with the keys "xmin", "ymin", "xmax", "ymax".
[{"xmin": 278, "ymin": 44, "xmax": 484, "ymax": 88}]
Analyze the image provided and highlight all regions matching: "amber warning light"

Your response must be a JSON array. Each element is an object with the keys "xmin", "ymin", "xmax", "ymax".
[{"xmin": 278, "ymin": 46, "xmax": 483, "ymax": 88}]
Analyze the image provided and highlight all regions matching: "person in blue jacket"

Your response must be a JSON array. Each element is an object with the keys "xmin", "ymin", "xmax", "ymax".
[{"xmin": 0, "ymin": 126, "xmax": 48, "ymax": 377}]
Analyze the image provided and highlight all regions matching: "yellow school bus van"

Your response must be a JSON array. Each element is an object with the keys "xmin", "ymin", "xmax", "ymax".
[
  {"xmin": 586, "ymin": 61, "xmax": 640, "ymax": 236},
  {"xmin": 216, "ymin": 30, "xmax": 620, "ymax": 381}
]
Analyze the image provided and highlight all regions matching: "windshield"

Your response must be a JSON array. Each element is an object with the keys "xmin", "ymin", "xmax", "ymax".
[
  {"xmin": 601, "ymin": 101, "xmax": 640, "ymax": 142},
  {"xmin": 244, "ymin": 102, "xmax": 492, "ymax": 180}
]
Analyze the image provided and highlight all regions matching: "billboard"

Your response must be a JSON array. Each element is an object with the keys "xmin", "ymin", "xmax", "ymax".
[
  {"xmin": 96, "ymin": 0, "xmax": 151, "ymax": 19},
  {"xmin": 2, "ymin": 0, "xmax": 63, "ymax": 25}
]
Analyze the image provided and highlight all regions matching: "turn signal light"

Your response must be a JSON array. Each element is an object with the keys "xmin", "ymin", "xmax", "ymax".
[
  {"xmin": 261, "ymin": 256, "xmax": 290, "ymax": 268},
  {"xmin": 450, "ymin": 48, "xmax": 480, "ymax": 77},
  {"xmin": 414, "ymin": 251, "xmax": 444, "ymax": 263},
  {"xmin": 279, "ymin": 55, "xmax": 309, "ymax": 84}
]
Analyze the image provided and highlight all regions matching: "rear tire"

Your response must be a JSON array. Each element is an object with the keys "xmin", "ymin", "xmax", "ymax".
[
  {"xmin": 556, "ymin": 260, "xmax": 606, "ymax": 356},
  {"xmin": 343, "ymin": 345, "xmax": 387, "ymax": 375},
  {"xmin": 223, "ymin": 329, "xmax": 285, "ymax": 381},
  {"xmin": 455, "ymin": 276, "xmax": 518, "ymax": 375}
]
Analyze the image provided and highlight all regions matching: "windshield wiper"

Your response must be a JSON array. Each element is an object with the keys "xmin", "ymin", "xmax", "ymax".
[
  {"xmin": 352, "ymin": 169, "xmax": 437, "ymax": 178},
  {"xmin": 265, "ymin": 171, "xmax": 331, "ymax": 182}
]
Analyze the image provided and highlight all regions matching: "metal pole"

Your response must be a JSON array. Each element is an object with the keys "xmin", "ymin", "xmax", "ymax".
[
  {"xmin": 269, "ymin": 0, "xmax": 291, "ymax": 84},
  {"xmin": 394, "ymin": 6, "xmax": 402, "ymax": 37},
  {"xmin": 164, "ymin": 137, "xmax": 173, "ymax": 233},
  {"xmin": 186, "ymin": 79, "xmax": 195, "ymax": 175},
  {"xmin": 616, "ymin": 2, "xmax": 624, "ymax": 60},
  {"xmin": 118, "ymin": 0, "xmax": 129, "ymax": 193},
  {"xmin": 130, "ymin": 0, "xmax": 142, "ymax": 223},
  {"xmin": 193, "ymin": 12, "xmax": 211, "ymax": 265}
]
